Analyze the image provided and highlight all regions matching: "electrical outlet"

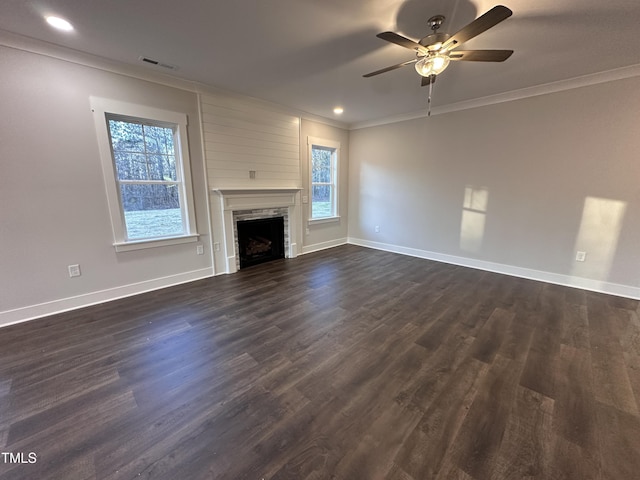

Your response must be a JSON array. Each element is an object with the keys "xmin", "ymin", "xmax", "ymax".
[
  {"xmin": 249, "ymin": 170, "xmax": 256, "ymax": 179},
  {"xmin": 302, "ymin": 195, "xmax": 309, "ymax": 204},
  {"xmin": 214, "ymin": 242, "xmax": 220, "ymax": 252},
  {"xmin": 576, "ymin": 251, "xmax": 587, "ymax": 262},
  {"xmin": 196, "ymin": 245, "xmax": 204, "ymax": 255},
  {"xmin": 375, "ymin": 225, "xmax": 380, "ymax": 233},
  {"xmin": 68, "ymin": 264, "xmax": 81, "ymax": 277}
]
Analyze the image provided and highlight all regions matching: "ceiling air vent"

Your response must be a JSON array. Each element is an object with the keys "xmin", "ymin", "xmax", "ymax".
[{"xmin": 138, "ymin": 56, "xmax": 178, "ymax": 71}]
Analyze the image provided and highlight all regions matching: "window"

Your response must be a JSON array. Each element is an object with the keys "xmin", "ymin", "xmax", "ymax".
[
  {"xmin": 91, "ymin": 98, "xmax": 197, "ymax": 251},
  {"xmin": 309, "ymin": 137, "xmax": 339, "ymax": 222}
]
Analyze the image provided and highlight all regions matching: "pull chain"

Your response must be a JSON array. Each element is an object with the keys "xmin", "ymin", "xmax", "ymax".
[{"xmin": 427, "ymin": 75, "xmax": 435, "ymax": 116}]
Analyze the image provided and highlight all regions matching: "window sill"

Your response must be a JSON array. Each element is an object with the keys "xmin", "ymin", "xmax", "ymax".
[
  {"xmin": 114, "ymin": 234, "xmax": 199, "ymax": 252},
  {"xmin": 308, "ymin": 216, "xmax": 341, "ymax": 225}
]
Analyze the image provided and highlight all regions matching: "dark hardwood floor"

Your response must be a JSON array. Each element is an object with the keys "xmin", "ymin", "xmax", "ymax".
[{"xmin": 1, "ymin": 244, "xmax": 639, "ymax": 479}]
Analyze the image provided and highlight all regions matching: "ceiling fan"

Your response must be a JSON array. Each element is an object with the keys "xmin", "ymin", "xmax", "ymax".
[{"xmin": 364, "ymin": 5, "xmax": 514, "ymax": 87}]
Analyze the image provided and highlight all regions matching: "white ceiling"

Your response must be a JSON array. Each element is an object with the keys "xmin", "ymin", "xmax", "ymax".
[{"xmin": 2, "ymin": 0, "xmax": 640, "ymax": 126}]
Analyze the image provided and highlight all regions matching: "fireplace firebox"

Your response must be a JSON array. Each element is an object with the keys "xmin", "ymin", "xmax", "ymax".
[{"xmin": 236, "ymin": 216, "xmax": 285, "ymax": 268}]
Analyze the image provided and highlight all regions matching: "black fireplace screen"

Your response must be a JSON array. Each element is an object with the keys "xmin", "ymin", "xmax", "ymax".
[{"xmin": 237, "ymin": 216, "xmax": 285, "ymax": 268}]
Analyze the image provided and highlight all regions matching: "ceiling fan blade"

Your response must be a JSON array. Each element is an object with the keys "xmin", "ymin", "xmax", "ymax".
[
  {"xmin": 449, "ymin": 49, "xmax": 513, "ymax": 62},
  {"xmin": 442, "ymin": 5, "xmax": 512, "ymax": 51},
  {"xmin": 421, "ymin": 75, "xmax": 436, "ymax": 87},
  {"xmin": 363, "ymin": 59, "xmax": 417, "ymax": 77},
  {"xmin": 377, "ymin": 32, "xmax": 427, "ymax": 53}
]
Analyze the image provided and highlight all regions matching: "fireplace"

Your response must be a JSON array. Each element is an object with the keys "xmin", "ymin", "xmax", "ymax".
[
  {"xmin": 237, "ymin": 216, "xmax": 284, "ymax": 268},
  {"xmin": 211, "ymin": 188, "xmax": 301, "ymax": 274}
]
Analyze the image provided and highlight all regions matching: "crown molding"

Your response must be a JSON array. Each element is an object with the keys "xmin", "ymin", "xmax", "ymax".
[
  {"xmin": 7, "ymin": 27, "xmax": 634, "ymax": 134},
  {"xmin": 349, "ymin": 63, "xmax": 640, "ymax": 130},
  {"xmin": 0, "ymin": 28, "xmax": 349, "ymax": 131},
  {"xmin": 0, "ymin": 28, "xmax": 202, "ymax": 92}
]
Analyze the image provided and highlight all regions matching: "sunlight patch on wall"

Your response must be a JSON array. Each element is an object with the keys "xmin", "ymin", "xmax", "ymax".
[
  {"xmin": 460, "ymin": 186, "xmax": 489, "ymax": 253},
  {"xmin": 571, "ymin": 196, "xmax": 626, "ymax": 282}
]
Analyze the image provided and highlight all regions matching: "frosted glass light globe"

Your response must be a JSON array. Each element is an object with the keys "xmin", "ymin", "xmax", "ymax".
[{"xmin": 415, "ymin": 54, "xmax": 450, "ymax": 77}]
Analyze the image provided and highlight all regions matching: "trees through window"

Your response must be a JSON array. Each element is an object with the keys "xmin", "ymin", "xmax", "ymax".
[
  {"xmin": 309, "ymin": 138, "xmax": 339, "ymax": 220},
  {"xmin": 91, "ymin": 97, "xmax": 197, "ymax": 251},
  {"xmin": 107, "ymin": 118, "xmax": 184, "ymax": 239}
]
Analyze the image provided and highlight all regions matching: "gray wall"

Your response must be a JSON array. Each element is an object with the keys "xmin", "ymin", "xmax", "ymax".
[
  {"xmin": 0, "ymin": 46, "xmax": 213, "ymax": 324},
  {"xmin": 348, "ymin": 76, "xmax": 640, "ymax": 297}
]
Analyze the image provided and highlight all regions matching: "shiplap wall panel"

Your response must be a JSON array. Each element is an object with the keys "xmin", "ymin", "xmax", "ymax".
[
  {"xmin": 205, "ymin": 143, "xmax": 299, "ymax": 161},
  {"xmin": 200, "ymin": 93, "xmax": 301, "ymax": 189},
  {"xmin": 201, "ymin": 113, "xmax": 297, "ymax": 139},
  {"xmin": 207, "ymin": 155, "xmax": 299, "ymax": 173},
  {"xmin": 210, "ymin": 161, "xmax": 300, "ymax": 174},
  {"xmin": 202, "ymin": 124, "xmax": 299, "ymax": 146},
  {"xmin": 207, "ymin": 169, "xmax": 300, "ymax": 182},
  {"xmin": 204, "ymin": 134, "xmax": 299, "ymax": 153},
  {"xmin": 200, "ymin": 95, "xmax": 299, "ymax": 126},
  {"xmin": 202, "ymin": 105, "xmax": 299, "ymax": 132}
]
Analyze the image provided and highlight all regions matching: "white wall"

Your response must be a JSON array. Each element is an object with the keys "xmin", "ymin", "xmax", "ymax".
[
  {"xmin": 300, "ymin": 119, "xmax": 350, "ymax": 253},
  {"xmin": 348, "ymin": 76, "xmax": 640, "ymax": 298},
  {"xmin": 0, "ymin": 45, "xmax": 213, "ymax": 325},
  {"xmin": 200, "ymin": 92, "xmax": 301, "ymax": 189}
]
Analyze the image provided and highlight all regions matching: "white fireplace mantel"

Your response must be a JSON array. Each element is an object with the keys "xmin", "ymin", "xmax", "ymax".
[
  {"xmin": 211, "ymin": 187, "xmax": 302, "ymax": 273},
  {"xmin": 211, "ymin": 187, "xmax": 302, "ymax": 212},
  {"xmin": 211, "ymin": 187, "xmax": 302, "ymax": 194}
]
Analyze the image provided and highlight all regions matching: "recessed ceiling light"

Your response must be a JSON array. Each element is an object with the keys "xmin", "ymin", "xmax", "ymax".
[
  {"xmin": 45, "ymin": 16, "xmax": 74, "ymax": 32},
  {"xmin": 333, "ymin": 107, "xmax": 344, "ymax": 115}
]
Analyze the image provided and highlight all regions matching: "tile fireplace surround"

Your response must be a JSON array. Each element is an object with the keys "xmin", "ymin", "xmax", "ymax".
[{"xmin": 211, "ymin": 188, "xmax": 302, "ymax": 273}]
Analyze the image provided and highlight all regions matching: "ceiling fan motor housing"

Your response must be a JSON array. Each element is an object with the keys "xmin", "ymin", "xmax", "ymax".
[{"xmin": 419, "ymin": 32, "xmax": 450, "ymax": 52}]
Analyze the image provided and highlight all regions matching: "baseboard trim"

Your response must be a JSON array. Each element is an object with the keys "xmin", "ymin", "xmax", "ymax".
[
  {"xmin": 4, "ymin": 239, "xmax": 638, "ymax": 328},
  {"xmin": 301, "ymin": 237, "xmax": 348, "ymax": 255},
  {"xmin": 348, "ymin": 237, "xmax": 640, "ymax": 300},
  {"xmin": 0, "ymin": 268, "xmax": 213, "ymax": 328}
]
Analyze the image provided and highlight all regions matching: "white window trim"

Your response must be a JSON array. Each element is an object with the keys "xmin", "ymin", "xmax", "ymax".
[
  {"xmin": 91, "ymin": 97, "xmax": 198, "ymax": 250},
  {"xmin": 308, "ymin": 136, "xmax": 340, "ymax": 224},
  {"xmin": 308, "ymin": 215, "xmax": 341, "ymax": 225},
  {"xmin": 113, "ymin": 234, "xmax": 199, "ymax": 252}
]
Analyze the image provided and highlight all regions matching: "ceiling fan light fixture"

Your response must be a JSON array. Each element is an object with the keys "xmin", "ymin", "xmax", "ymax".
[{"xmin": 414, "ymin": 54, "xmax": 450, "ymax": 77}]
